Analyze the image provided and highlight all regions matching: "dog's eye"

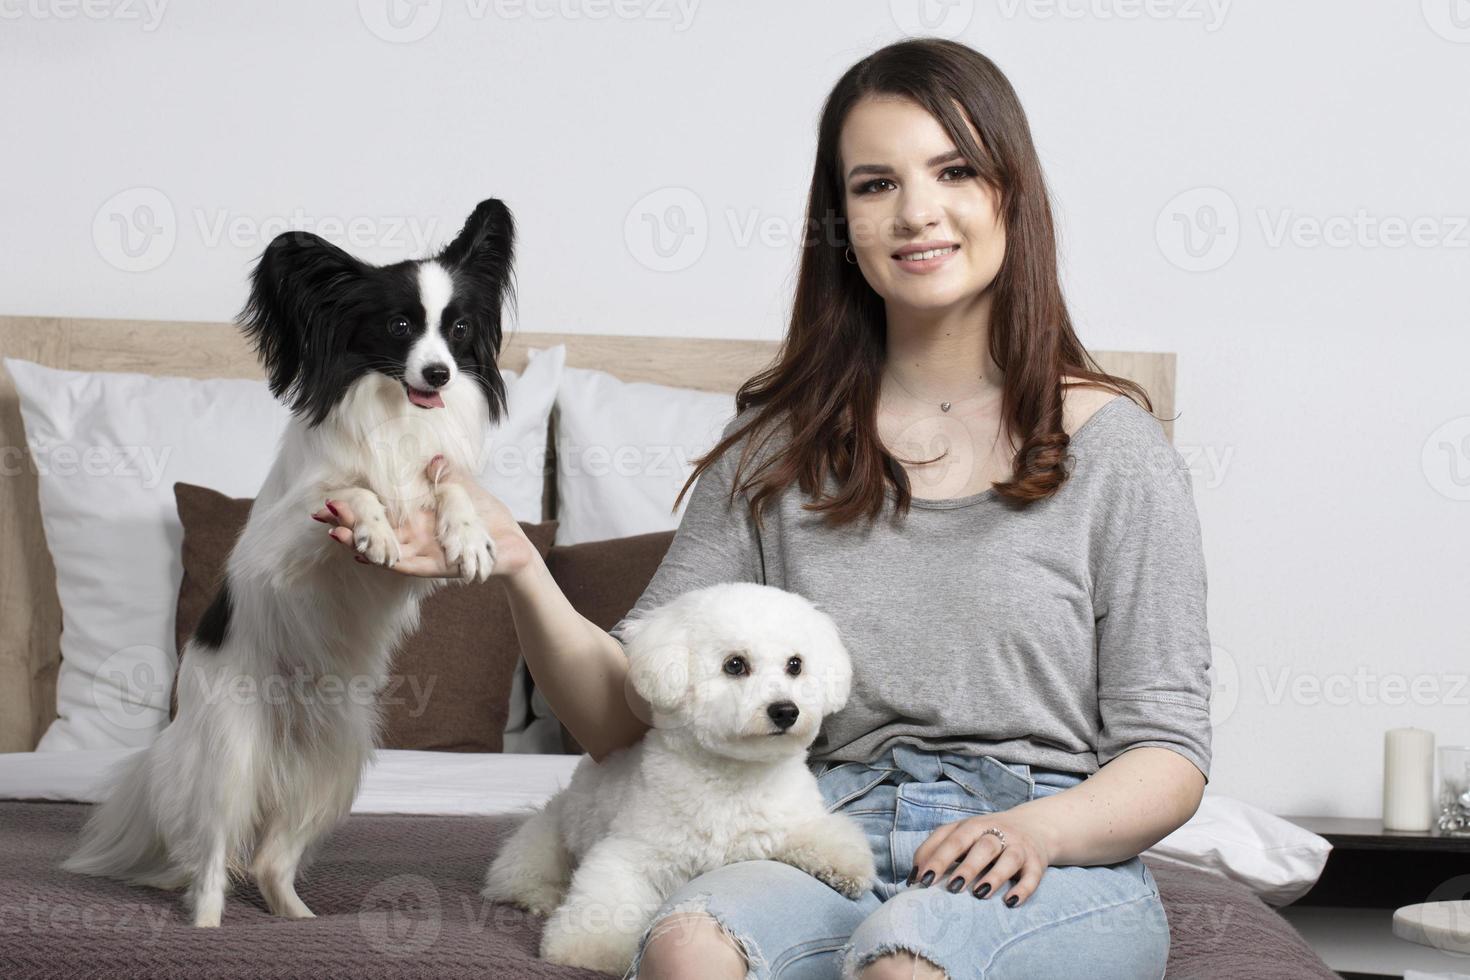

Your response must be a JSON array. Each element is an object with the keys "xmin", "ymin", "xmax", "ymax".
[
  {"xmin": 450, "ymin": 318, "xmax": 470, "ymax": 341},
  {"xmin": 387, "ymin": 315, "xmax": 411, "ymax": 338},
  {"xmin": 722, "ymin": 656, "xmax": 748, "ymax": 677},
  {"xmin": 786, "ymin": 656, "xmax": 802, "ymax": 676}
]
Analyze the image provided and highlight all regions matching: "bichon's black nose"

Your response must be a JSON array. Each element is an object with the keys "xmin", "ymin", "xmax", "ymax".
[
  {"xmin": 767, "ymin": 701, "xmax": 799, "ymax": 730},
  {"xmin": 423, "ymin": 363, "xmax": 451, "ymax": 388}
]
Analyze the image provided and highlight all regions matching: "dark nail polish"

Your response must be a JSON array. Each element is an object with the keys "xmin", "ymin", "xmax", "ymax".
[
  {"xmin": 906, "ymin": 868, "xmax": 917, "ymax": 886},
  {"xmin": 973, "ymin": 882, "xmax": 991, "ymax": 899},
  {"xmin": 946, "ymin": 876, "xmax": 966, "ymax": 893},
  {"xmin": 326, "ymin": 502, "xmax": 340, "ymax": 517},
  {"xmin": 1005, "ymin": 894, "xmax": 1019, "ymax": 908},
  {"xmin": 920, "ymin": 870, "xmax": 935, "ymax": 887}
]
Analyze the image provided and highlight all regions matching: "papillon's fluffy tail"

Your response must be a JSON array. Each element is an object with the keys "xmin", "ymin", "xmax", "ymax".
[{"xmin": 62, "ymin": 749, "xmax": 184, "ymax": 890}]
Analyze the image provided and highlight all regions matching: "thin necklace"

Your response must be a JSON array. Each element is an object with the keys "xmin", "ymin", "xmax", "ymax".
[{"xmin": 883, "ymin": 366, "xmax": 996, "ymax": 414}]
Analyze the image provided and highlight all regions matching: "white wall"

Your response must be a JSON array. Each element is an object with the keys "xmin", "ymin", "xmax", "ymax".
[{"xmin": 3, "ymin": 0, "xmax": 1467, "ymax": 819}]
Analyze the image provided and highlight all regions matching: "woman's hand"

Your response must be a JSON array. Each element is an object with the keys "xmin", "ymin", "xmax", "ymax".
[
  {"xmin": 311, "ymin": 456, "xmax": 539, "ymax": 580},
  {"xmin": 907, "ymin": 809, "xmax": 1057, "ymax": 908}
]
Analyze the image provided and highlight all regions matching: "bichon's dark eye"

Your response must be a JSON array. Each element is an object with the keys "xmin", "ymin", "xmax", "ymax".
[
  {"xmin": 723, "ymin": 656, "xmax": 748, "ymax": 677},
  {"xmin": 387, "ymin": 315, "xmax": 411, "ymax": 338},
  {"xmin": 450, "ymin": 317, "xmax": 470, "ymax": 341},
  {"xmin": 786, "ymin": 656, "xmax": 802, "ymax": 676}
]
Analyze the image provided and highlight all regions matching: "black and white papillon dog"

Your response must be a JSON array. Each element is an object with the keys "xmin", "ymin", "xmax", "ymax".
[{"xmin": 64, "ymin": 199, "xmax": 516, "ymax": 926}]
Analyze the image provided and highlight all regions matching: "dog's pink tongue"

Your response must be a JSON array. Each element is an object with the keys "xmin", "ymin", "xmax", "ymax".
[{"xmin": 407, "ymin": 387, "xmax": 444, "ymax": 409}]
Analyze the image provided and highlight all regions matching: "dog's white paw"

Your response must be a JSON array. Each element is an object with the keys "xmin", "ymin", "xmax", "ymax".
[
  {"xmin": 776, "ymin": 816, "xmax": 877, "ymax": 899},
  {"xmin": 540, "ymin": 912, "xmax": 639, "ymax": 975},
  {"xmin": 437, "ymin": 510, "xmax": 495, "ymax": 583},
  {"xmin": 437, "ymin": 515, "xmax": 495, "ymax": 583},
  {"xmin": 352, "ymin": 511, "xmax": 401, "ymax": 567},
  {"xmin": 813, "ymin": 858, "xmax": 876, "ymax": 900},
  {"xmin": 481, "ymin": 878, "xmax": 563, "ymax": 917}
]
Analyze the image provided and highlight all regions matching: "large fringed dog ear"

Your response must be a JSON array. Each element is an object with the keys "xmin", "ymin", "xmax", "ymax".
[
  {"xmin": 438, "ymin": 198, "xmax": 515, "ymax": 424},
  {"xmin": 238, "ymin": 230, "xmax": 364, "ymax": 424}
]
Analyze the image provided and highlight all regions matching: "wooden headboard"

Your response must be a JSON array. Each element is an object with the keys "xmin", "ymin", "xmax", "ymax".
[{"xmin": 0, "ymin": 314, "xmax": 1176, "ymax": 752}]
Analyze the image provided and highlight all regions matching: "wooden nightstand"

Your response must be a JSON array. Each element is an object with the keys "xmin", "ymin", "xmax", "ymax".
[{"xmin": 1277, "ymin": 816, "xmax": 1470, "ymax": 979}]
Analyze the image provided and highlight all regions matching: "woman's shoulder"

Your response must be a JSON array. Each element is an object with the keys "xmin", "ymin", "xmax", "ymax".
[{"xmin": 1061, "ymin": 379, "xmax": 1189, "ymax": 494}]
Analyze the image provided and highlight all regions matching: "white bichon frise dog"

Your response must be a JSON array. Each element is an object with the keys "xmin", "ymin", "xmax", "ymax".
[{"xmin": 481, "ymin": 581, "xmax": 876, "ymax": 975}]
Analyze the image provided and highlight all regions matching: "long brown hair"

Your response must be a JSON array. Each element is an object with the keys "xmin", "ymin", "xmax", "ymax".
[{"xmin": 677, "ymin": 38, "xmax": 1156, "ymax": 530}]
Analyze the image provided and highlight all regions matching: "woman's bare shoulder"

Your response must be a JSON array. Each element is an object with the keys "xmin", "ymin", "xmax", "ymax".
[{"xmin": 1060, "ymin": 376, "xmax": 1126, "ymax": 438}]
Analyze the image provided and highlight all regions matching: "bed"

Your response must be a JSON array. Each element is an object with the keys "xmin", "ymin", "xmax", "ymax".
[{"xmin": 0, "ymin": 315, "xmax": 1338, "ymax": 978}]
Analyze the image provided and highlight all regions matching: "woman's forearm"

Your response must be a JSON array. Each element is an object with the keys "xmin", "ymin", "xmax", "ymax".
[
  {"xmin": 1010, "ymin": 746, "xmax": 1206, "ymax": 867},
  {"xmin": 501, "ymin": 548, "xmax": 650, "ymax": 762}
]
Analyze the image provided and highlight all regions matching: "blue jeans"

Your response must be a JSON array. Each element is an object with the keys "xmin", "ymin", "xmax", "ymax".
[{"xmin": 626, "ymin": 744, "xmax": 1169, "ymax": 979}]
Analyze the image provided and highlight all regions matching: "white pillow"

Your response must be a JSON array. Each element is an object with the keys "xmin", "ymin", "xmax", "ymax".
[
  {"xmin": 532, "ymin": 350, "xmax": 736, "ymax": 546},
  {"xmin": 1141, "ymin": 794, "xmax": 1333, "ymax": 905},
  {"xmin": 6, "ymin": 345, "xmax": 564, "ymax": 752}
]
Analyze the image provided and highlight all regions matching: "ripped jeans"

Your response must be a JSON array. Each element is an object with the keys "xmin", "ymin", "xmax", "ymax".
[{"xmin": 625, "ymin": 743, "xmax": 1169, "ymax": 979}]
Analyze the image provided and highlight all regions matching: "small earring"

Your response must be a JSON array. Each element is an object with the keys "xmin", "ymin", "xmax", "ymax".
[{"xmin": 844, "ymin": 246, "xmax": 857, "ymax": 264}]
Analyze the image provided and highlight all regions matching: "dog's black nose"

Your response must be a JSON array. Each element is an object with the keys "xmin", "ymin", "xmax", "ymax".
[
  {"xmin": 767, "ymin": 701, "xmax": 799, "ymax": 730},
  {"xmin": 422, "ymin": 363, "xmax": 451, "ymax": 388}
]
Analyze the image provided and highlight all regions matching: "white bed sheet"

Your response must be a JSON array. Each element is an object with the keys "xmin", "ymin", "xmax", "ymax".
[{"xmin": 0, "ymin": 749, "xmax": 582, "ymax": 815}]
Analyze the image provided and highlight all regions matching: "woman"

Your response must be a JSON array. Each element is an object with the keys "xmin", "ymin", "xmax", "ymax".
[{"xmin": 318, "ymin": 38, "xmax": 1210, "ymax": 980}]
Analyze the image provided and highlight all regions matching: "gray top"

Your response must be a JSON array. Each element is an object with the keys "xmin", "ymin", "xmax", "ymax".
[{"xmin": 609, "ymin": 395, "xmax": 1213, "ymax": 783}]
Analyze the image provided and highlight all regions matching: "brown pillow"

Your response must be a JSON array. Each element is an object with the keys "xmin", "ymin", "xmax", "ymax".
[
  {"xmin": 545, "ymin": 530, "xmax": 675, "ymax": 753},
  {"xmin": 171, "ymin": 482, "xmax": 557, "ymax": 752}
]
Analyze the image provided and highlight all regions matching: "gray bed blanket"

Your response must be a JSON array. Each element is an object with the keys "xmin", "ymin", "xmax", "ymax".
[{"xmin": 0, "ymin": 802, "xmax": 1335, "ymax": 979}]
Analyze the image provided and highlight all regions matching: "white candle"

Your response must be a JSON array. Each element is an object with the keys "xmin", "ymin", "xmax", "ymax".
[{"xmin": 1383, "ymin": 727, "xmax": 1435, "ymax": 831}]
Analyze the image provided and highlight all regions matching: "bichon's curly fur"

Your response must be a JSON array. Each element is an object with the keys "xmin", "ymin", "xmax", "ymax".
[{"xmin": 482, "ymin": 582, "xmax": 876, "ymax": 975}]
